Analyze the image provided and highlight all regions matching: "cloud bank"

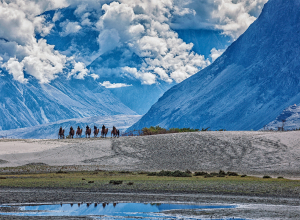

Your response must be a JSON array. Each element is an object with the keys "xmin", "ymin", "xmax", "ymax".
[
  {"xmin": 0, "ymin": 0, "xmax": 88, "ymax": 83},
  {"xmin": 0, "ymin": 0, "xmax": 268, "ymax": 85}
]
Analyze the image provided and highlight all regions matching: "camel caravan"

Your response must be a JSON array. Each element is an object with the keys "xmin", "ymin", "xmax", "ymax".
[{"xmin": 58, "ymin": 125, "xmax": 119, "ymax": 139}]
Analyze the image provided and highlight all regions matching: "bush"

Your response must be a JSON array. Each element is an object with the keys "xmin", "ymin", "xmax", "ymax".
[
  {"xmin": 147, "ymin": 170, "xmax": 192, "ymax": 177},
  {"xmin": 56, "ymin": 170, "xmax": 68, "ymax": 174},
  {"xmin": 185, "ymin": 169, "xmax": 192, "ymax": 174},
  {"xmin": 109, "ymin": 180, "xmax": 123, "ymax": 185},
  {"xmin": 277, "ymin": 176, "xmax": 284, "ymax": 179},
  {"xmin": 204, "ymin": 174, "xmax": 214, "ymax": 178},
  {"xmin": 241, "ymin": 175, "xmax": 247, "ymax": 178},
  {"xmin": 227, "ymin": 172, "xmax": 239, "ymax": 176},
  {"xmin": 194, "ymin": 171, "xmax": 208, "ymax": 176},
  {"xmin": 219, "ymin": 170, "xmax": 226, "ymax": 175},
  {"xmin": 263, "ymin": 175, "xmax": 272, "ymax": 179}
]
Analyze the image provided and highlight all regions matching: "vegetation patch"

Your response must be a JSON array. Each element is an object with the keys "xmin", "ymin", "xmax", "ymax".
[
  {"xmin": 194, "ymin": 171, "xmax": 208, "ymax": 176},
  {"xmin": 148, "ymin": 170, "xmax": 192, "ymax": 177},
  {"xmin": 109, "ymin": 180, "xmax": 123, "ymax": 185},
  {"xmin": 263, "ymin": 175, "xmax": 272, "ymax": 179}
]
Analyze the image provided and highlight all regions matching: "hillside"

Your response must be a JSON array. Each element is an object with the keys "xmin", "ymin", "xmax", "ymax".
[{"xmin": 129, "ymin": 0, "xmax": 300, "ymax": 131}]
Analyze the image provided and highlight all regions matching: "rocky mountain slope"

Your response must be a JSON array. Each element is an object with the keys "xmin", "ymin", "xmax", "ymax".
[
  {"xmin": 0, "ymin": 71, "xmax": 136, "ymax": 131},
  {"xmin": 129, "ymin": 0, "xmax": 300, "ymax": 131}
]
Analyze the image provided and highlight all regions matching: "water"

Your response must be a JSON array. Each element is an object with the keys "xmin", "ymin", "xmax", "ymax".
[{"xmin": 0, "ymin": 202, "xmax": 247, "ymax": 219}]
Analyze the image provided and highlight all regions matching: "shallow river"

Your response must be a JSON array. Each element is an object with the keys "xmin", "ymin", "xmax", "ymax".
[{"xmin": 0, "ymin": 202, "xmax": 246, "ymax": 219}]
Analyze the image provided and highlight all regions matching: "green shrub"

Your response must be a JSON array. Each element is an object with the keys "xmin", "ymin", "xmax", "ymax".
[
  {"xmin": 241, "ymin": 175, "xmax": 247, "ymax": 178},
  {"xmin": 147, "ymin": 170, "xmax": 192, "ymax": 177},
  {"xmin": 277, "ymin": 176, "xmax": 284, "ymax": 179},
  {"xmin": 219, "ymin": 170, "xmax": 226, "ymax": 175},
  {"xmin": 204, "ymin": 174, "xmax": 214, "ymax": 178},
  {"xmin": 227, "ymin": 172, "xmax": 239, "ymax": 176},
  {"xmin": 263, "ymin": 175, "xmax": 272, "ymax": 179},
  {"xmin": 185, "ymin": 169, "xmax": 192, "ymax": 174},
  {"xmin": 194, "ymin": 171, "xmax": 208, "ymax": 176},
  {"xmin": 109, "ymin": 180, "xmax": 123, "ymax": 185}
]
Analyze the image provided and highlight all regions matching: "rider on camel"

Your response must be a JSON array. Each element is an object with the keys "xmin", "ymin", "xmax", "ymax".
[
  {"xmin": 59, "ymin": 126, "xmax": 63, "ymax": 134},
  {"xmin": 86, "ymin": 125, "xmax": 89, "ymax": 130},
  {"xmin": 102, "ymin": 124, "xmax": 105, "ymax": 130}
]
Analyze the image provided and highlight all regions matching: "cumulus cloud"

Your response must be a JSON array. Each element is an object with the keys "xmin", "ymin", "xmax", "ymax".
[
  {"xmin": 93, "ymin": 1, "xmax": 210, "ymax": 84},
  {"xmin": 0, "ymin": 0, "xmax": 268, "ymax": 85},
  {"xmin": 60, "ymin": 20, "xmax": 82, "ymax": 37},
  {"xmin": 0, "ymin": 0, "xmax": 89, "ymax": 83},
  {"xmin": 171, "ymin": 0, "xmax": 268, "ymax": 39},
  {"xmin": 100, "ymin": 81, "xmax": 132, "ymax": 88},
  {"xmin": 210, "ymin": 48, "xmax": 226, "ymax": 63}
]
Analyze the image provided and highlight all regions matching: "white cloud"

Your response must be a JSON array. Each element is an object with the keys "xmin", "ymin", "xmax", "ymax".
[
  {"xmin": 60, "ymin": 20, "xmax": 82, "ymax": 37},
  {"xmin": 0, "ymin": 0, "xmax": 89, "ymax": 83},
  {"xmin": 0, "ymin": 0, "xmax": 268, "ymax": 85},
  {"xmin": 3, "ymin": 57, "xmax": 27, "ymax": 83},
  {"xmin": 100, "ymin": 81, "xmax": 132, "ymax": 88},
  {"xmin": 171, "ymin": 0, "xmax": 268, "ymax": 39},
  {"xmin": 93, "ymin": 1, "xmax": 211, "ymax": 84},
  {"xmin": 69, "ymin": 61, "xmax": 89, "ymax": 79},
  {"xmin": 210, "ymin": 48, "xmax": 226, "ymax": 62},
  {"xmin": 90, "ymin": 73, "xmax": 99, "ymax": 80},
  {"xmin": 97, "ymin": 29, "xmax": 120, "ymax": 54},
  {"xmin": 52, "ymin": 11, "xmax": 63, "ymax": 22}
]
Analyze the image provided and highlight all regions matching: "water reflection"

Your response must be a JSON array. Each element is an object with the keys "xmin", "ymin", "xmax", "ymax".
[{"xmin": 0, "ymin": 202, "xmax": 246, "ymax": 219}]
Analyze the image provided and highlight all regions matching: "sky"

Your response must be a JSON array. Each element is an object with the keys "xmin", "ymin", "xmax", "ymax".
[{"xmin": 0, "ymin": 0, "xmax": 268, "ymax": 86}]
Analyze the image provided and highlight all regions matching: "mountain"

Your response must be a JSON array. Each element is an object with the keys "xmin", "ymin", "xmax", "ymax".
[
  {"xmin": 0, "ymin": 115, "xmax": 142, "ymax": 139},
  {"xmin": 0, "ymin": 70, "xmax": 136, "ymax": 131},
  {"xmin": 262, "ymin": 104, "xmax": 300, "ymax": 130},
  {"xmin": 129, "ymin": 0, "xmax": 300, "ymax": 131}
]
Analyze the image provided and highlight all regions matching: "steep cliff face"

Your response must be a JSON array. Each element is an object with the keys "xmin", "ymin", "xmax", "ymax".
[
  {"xmin": 129, "ymin": 0, "xmax": 300, "ymax": 131},
  {"xmin": 0, "ymin": 71, "xmax": 136, "ymax": 131}
]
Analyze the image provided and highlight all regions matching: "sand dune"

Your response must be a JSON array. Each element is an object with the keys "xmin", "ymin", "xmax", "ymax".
[{"xmin": 1, "ymin": 131, "xmax": 300, "ymax": 178}]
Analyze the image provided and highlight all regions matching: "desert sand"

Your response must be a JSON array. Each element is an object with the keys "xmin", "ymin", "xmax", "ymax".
[{"xmin": 1, "ymin": 131, "xmax": 300, "ymax": 178}]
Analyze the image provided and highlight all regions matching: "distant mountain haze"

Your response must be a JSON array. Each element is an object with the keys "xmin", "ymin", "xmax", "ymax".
[{"xmin": 129, "ymin": 0, "xmax": 300, "ymax": 131}]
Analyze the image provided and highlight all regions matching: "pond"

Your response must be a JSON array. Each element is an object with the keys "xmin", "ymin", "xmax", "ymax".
[{"xmin": 0, "ymin": 202, "xmax": 247, "ymax": 219}]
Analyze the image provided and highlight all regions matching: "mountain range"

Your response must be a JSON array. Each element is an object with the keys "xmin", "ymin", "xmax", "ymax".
[
  {"xmin": 0, "ymin": 70, "xmax": 136, "ymax": 131},
  {"xmin": 129, "ymin": 0, "xmax": 300, "ymax": 131}
]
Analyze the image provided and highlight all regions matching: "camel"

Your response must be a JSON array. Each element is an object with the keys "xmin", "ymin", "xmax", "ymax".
[
  {"xmin": 58, "ymin": 127, "xmax": 65, "ymax": 139},
  {"xmin": 94, "ymin": 126, "xmax": 100, "ymax": 138},
  {"xmin": 69, "ymin": 126, "xmax": 75, "ymax": 139},
  {"xmin": 85, "ymin": 126, "xmax": 92, "ymax": 138},
  {"xmin": 101, "ymin": 125, "xmax": 108, "ymax": 138},
  {"xmin": 76, "ymin": 126, "xmax": 82, "ymax": 138},
  {"xmin": 111, "ymin": 126, "xmax": 120, "ymax": 138}
]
